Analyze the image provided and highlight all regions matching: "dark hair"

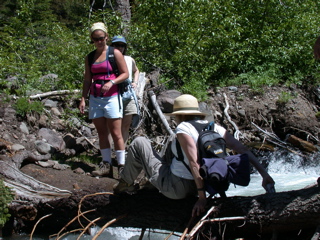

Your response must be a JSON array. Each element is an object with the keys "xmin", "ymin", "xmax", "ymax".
[
  {"xmin": 111, "ymin": 43, "xmax": 127, "ymax": 55},
  {"xmin": 175, "ymin": 114, "xmax": 205, "ymax": 123}
]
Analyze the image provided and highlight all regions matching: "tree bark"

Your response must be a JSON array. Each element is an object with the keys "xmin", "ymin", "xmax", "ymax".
[
  {"xmin": 115, "ymin": 0, "xmax": 131, "ymax": 35},
  {"xmin": 4, "ymin": 169, "xmax": 320, "ymax": 240}
]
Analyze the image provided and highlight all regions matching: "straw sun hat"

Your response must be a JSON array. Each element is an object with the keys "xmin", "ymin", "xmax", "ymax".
[{"xmin": 168, "ymin": 94, "xmax": 207, "ymax": 116}]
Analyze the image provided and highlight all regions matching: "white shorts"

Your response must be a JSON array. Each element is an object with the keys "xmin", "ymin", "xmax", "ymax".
[{"xmin": 89, "ymin": 95, "xmax": 123, "ymax": 119}]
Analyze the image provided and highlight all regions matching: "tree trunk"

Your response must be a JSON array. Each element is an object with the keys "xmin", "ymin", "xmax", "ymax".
[
  {"xmin": 4, "ymin": 169, "xmax": 320, "ymax": 240},
  {"xmin": 115, "ymin": 0, "xmax": 131, "ymax": 35}
]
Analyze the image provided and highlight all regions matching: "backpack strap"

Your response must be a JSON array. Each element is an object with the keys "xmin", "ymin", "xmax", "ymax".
[
  {"xmin": 107, "ymin": 46, "xmax": 119, "ymax": 76},
  {"xmin": 87, "ymin": 49, "xmax": 96, "ymax": 69},
  {"xmin": 189, "ymin": 120, "xmax": 215, "ymax": 132},
  {"xmin": 176, "ymin": 140, "xmax": 191, "ymax": 172},
  {"xmin": 175, "ymin": 120, "xmax": 213, "ymax": 172},
  {"xmin": 175, "ymin": 120, "xmax": 213, "ymax": 164},
  {"xmin": 87, "ymin": 47, "xmax": 120, "ymax": 76}
]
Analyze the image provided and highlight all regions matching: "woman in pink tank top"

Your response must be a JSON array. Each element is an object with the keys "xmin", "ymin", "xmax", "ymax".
[{"xmin": 79, "ymin": 22, "xmax": 129, "ymax": 178}]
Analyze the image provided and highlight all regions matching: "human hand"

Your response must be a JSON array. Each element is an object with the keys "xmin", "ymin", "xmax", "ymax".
[
  {"xmin": 101, "ymin": 82, "xmax": 112, "ymax": 94},
  {"xmin": 262, "ymin": 174, "xmax": 275, "ymax": 193},
  {"xmin": 192, "ymin": 198, "xmax": 207, "ymax": 217},
  {"xmin": 79, "ymin": 100, "xmax": 86, "ymax": 114},
  {"xmin": 131, "ymin": 82, "xmax": 137, "ymax": 88}
]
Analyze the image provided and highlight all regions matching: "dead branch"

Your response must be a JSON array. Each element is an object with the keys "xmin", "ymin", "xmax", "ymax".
[
  {"xmin": 50, "ymin": 209, "xmax": 96, "ymax": 239},
  {"xmin": 0, "ymin": 160, "xmax": 71, "ymax": 203},
  {"xmin": 136, "ymin": 72, "xmax": 146, "ymax": 101},
  {"xmin": 311, "ymin": 225, "xmax": 320, "ymax": 240},
  {"xmin": 186, "ymin": 206, "xmax": 217, "ymax": 238},
  {"xmin": 251, "ymin": 122, "xmax": 287, "ymax": 146},
  {"xmin": 148, "ymin": 90, "xmax": 174, "ymax": 135},
  {"xmin": 92, "ymin": 214, "xmax": 127, "ymax": 240},
  {"xmin": 29, "ymin": 90, "xmax": 81, "ymax": 100},
  {"xmin": 223, "ymin": 93, "xmax": 240, "ymax": 140},
  {"xmin": 77, "ymin": 217, "xmax": 102, "ymax": 240},
  {"xmin": 78, "ymin": 192, "xmax": 113, "ymax": 228},
  {"xmin": 30, "ymin": 214, "xmax": 52, "ymax": 240}
]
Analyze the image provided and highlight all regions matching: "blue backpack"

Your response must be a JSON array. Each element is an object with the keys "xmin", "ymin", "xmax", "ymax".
[{"xmin": 176, "ymin": 120, "xmax": 251, "ymax": 197}]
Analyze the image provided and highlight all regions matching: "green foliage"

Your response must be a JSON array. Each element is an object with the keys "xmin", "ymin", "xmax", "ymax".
[
  {"xmin": 0, "ymin": 0, "xmax": 125, "ymax": 97},
  {"xmin": 13, "ymin": 97, "xmax": 44, "ymax": 117},
  {"xmin": 276, "ymin": 91, "xmax": 294, "ymax": 105},
  {"xmin": 130, "ymin": 0, "xmax": 320, "ymax": 98},
  {"xmin": 0, "ymin": 179, "xmax": 14, "ymax": 228},
  {"xmin": 1, "ymin": 0, "xmax": 320, "ymax": 102}
]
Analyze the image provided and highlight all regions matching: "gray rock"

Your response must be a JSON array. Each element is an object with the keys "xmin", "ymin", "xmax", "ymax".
[
  {"xmin": 43, "ymin": 99, "xmax": 57, "ymax": 108},
  {"xmin": 11, "ymin": 144, "xmax": 25, "ymax": 151},
  {"xmin": 38, "ymin": 128, "xmax": 66, "ymax": 151},
  {"xmin": 20, "ymin": 122, "xmax": 29, "ymax": 135},
  {"xmin": 238, "ymin": 109, "xmax": 246, "ymax": 117},
  {"xmin": 156, "ymin": 90, "xmax": 181, "ymax": 113},
  {"xmin": 228, "ymin": 86, "xmax": 238, "ymax": 92},
  {"xmin": 69, "ymin": 117, "xmax": 82, "ymax": 128},
  {"xmin": 51, "ymin": 107, "xmax": 61, "ymax": 116},
  {"xmin": 34, "ymin": 140, "xmax": 54, "ymax": 154},
  {"xmin": 73, "ymin": 167, "xmax": 85, "ymax": 175}
]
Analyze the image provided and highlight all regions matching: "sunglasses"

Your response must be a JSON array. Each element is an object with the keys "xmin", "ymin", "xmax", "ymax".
[
  {"xmin": 113, "ymin": 43, "xmax": 126, "ymax": 48},
  {"xmin": 92, "ymin": 37, "xmax": 105, "ymax": 42}
]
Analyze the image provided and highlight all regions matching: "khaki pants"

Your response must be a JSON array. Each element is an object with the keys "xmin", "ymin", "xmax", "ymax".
[{"xmin": 120, "ymin": 137, "xmax": 197, "ymax": 199}]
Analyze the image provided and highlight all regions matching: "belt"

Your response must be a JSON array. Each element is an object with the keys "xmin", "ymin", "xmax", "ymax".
[{"xmin": 93, "ymin": 80, "xmax": 110, "ymax": 97}]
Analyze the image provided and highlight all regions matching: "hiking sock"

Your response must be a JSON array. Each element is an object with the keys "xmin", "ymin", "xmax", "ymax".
[
  {"xmin": 100, "ymin": 148, "xmax": 112, "ymax": 164},
  {"xmin": 116, "ymin": 150, "xmax": 125, "ymax": 166}
]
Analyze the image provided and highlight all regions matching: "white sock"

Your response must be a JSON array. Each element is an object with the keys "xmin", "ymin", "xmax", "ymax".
[
  {"xmin": 100, "ymin": 148, "xmax": 111, "ymax": 164},
  {"xmin": 116, "ymin": 150, "xmax": 125, "ymax": 166}
]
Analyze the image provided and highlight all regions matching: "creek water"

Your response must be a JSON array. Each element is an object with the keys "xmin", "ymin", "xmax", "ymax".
[{"xmin": 2, "ymin": 149, "xmax": 319, "ymax": 240}]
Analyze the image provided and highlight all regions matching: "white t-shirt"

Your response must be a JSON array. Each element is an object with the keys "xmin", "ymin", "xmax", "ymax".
[
  {"xmin": 170, "ymin": 120, "xmax": 227, "ymax": 180},
  {"xmin": 124, "ymin": 55, "xmax": 133, "ymax": 82}
]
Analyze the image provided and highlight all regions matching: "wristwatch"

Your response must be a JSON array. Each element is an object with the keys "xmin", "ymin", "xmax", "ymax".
[{"xmin": 110, "ymin": 80, "xmax": 115, "ymax": 85}]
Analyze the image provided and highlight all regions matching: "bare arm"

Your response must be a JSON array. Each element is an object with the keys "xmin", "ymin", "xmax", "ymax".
[
  {"xmin": 131, "ymin": 58, "xmax": 140, "ymax": 88},
  {"xmin": 114, "ymin": 48, "xmax": 129, "ymax": 84},
  {"xmin": 79, "ymin": 56, "xmax": 92, "ymax": 114},
  {"xmin": 224, "ymin": 131, "xmax": 275, "ymax": 189},
  {"xmin": 177, "ymin": 133, "xmax": 207, "ymax": 217}
]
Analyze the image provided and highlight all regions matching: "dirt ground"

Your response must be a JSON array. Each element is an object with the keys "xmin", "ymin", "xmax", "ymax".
[
  {"xmin": 1, "ymin": 84, "xmax": 320, "ymax": 239},
  {"xmin": 20, "ymin": 162, "xmax": 118, "ymax": 193},
  {"xmin": 6, "ymin": 84, "xmax": 318, "ymax": 196}
]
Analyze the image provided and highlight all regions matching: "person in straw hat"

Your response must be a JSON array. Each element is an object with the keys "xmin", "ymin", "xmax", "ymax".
[
  {"xmin": 113, "ymin": 94, "xmax": 275, "ymax": 217},
  {"xmin": 79, "ymin": 22, "xmax": 129, "ymax": 178}
]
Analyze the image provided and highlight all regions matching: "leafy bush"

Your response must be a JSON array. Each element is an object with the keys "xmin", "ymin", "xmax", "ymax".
[
  {"xmin": 276, "ymin": 91, "xmax": 294, "ymax": 105},
  {"xmin": 0, "ymin": 0, "xmax": 124, "ymax": 97},
  {"xmin": 0, "ymin": 179, "xmax": 14, "ymax": 228},
  {"xmin": 13, "ymin": 97, "xmax": 44, "ymax": 117},
  {"xmin": 130, "ymin": 0, "xmax": 320, "ymax": 99},
  {"xmin": 1, "ymin": 0, "xmax": 320, "ymax": 102}
]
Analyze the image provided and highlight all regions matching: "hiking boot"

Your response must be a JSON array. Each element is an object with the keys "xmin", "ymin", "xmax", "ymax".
[
  {"xmin": 113, "ymin": 179, "xmax": 139, "ymax": 194},
  {"xmin": 118, "ymin": 165, "xmax": 124, "ymax": 174},
  {"xmin": 92, "ymin": 161, "xmax": 112, "ymax": 177},
  {"xmin": 113, "ymin": 165, "xmax": 124, "ymax": 180}
]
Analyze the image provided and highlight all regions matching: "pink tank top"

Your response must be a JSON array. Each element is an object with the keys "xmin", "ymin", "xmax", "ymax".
[{"xmin": 90, "ymin": 60, "xmax": 118, "ymax": 97}]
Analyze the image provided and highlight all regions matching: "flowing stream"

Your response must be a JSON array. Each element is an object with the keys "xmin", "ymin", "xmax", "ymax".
[{"xmin": 2, "ymin": 149, "xmax": 319, "ymax": 240}]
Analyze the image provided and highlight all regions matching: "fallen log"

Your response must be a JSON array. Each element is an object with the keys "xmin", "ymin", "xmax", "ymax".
[
  {"xmin": 286, "ymin": 134, "xmax": 318, "ymax": 153},
  {"xmin": 9, "ymin": 181, "xmax": 319, "ymax": 240}
]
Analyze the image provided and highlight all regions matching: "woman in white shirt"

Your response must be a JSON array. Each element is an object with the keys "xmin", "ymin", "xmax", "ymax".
[{"xmin": 114, "ymin": 94, "xmax": 275, "ymax": 217}]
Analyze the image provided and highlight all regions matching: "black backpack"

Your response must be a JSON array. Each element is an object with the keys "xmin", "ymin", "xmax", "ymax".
[
  {"xmin": 176, "ymin": 120, "xmax": 250, "ymax": 197},
  {"xmin": 87, "ymin": 46, "xmax": 129, "ymax": 96}
]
